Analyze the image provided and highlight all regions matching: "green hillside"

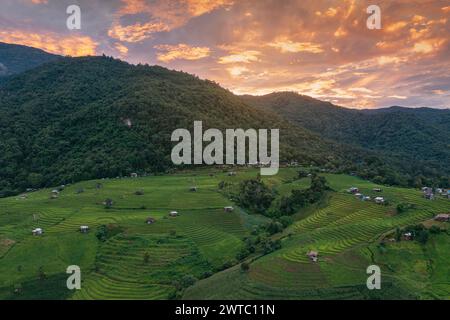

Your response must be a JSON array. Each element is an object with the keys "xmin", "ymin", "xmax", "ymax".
[
  {"xmin": 0, "ymin": 55, "xmax": 312, "ymax": 195},
  {"xmin": 243, "ymin": 92, "xmax": 450, "ymax": 184},
  {"xmin": 0, "ymin": 42, "xmax": 447, "ymax": 197},
  {"xmin": 0, "ymin": 42, "xmax": 60, "ymax": 77},
  {"xmin": 0, "ymin": 53, "xmax": 413, "ymax": 197},
  {"xmin": 0, "ymin": 167, "xmax": 448, "ymax": 300}
]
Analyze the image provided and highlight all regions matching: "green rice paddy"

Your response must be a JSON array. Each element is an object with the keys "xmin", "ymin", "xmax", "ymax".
[{"xmin": 0, "ymin": 168, "xmax": 449, "ymax": 299}]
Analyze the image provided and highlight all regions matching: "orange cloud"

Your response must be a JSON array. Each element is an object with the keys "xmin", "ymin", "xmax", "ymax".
[
  {"xmin": 0, "ymin": 29, "xmax": 97, "ymax": 56},
  {"xmin": 385, "ymin": 21, "xmax": 408, "ymax": 32},
  {"xmin": 114, "ymin": 42, "xmax": 129, "ymax": 56},
  {"xmin": 30, "ymin": 0, "xmax": 48, "ymax": 4},
  {"xmin": 325, "ymin": 7, "xmax": 338, "ymax": 17},
  {"xmin": 227, "ymin": 66, "xmax": 249, "ymax": 77},
  {"xmin": 117, "ymin": 0, "xmax": 149, "ymax": 15},
  {"xmin": 154, "ymin": 43, "xmax": 211, "ymax": 62},
  {"xmin": 108, "ymin": 22, "xmax": 169, "ymax": 42},
  {"xmin": 109, "ymin": 0, "xmax": 233, "ymax": 42},
  {"xmin": 268, "ymin": 39, "xmax": 323, "ymax": 54},
  {"xmin": 186, "ymin": 0, "xmax": 234, "ymax": 16},
  {"xmin": 334, "ymin": 27, "xmax": 347, "ymax": 38},
  {"xmin": 412, "ymin": 38, "xmax": 446, "ymax": 54},
  {"xmin": 218, "ymin": 50, "xmax": 261, "ymax": 64}
]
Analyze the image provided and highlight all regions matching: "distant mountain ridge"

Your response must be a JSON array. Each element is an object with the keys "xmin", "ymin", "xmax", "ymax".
[
  {"xmin": 0, "ymin": 42, "xmax": 60, "ymax": 77},
  {"xmin": 242, "ymin": 92, "xmax": 450, "ymax": 180}
]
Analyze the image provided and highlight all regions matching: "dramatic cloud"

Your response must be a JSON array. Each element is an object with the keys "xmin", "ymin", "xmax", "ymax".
[
  {"xmin": 154, "ymin": 43, "xmax": 211, "ymax": 62},
  {"xmin": 218, "ymin": 50, "xmax": 261, "ymax": 64},
  {"xmin": 108, "ymin": 22, "xmax": 169, "ymax": 42},
  {"xmin": 114, "ymin": 42, "xmax": 129, "ymax": 57},
  {"xmin": 1, "ymin": 0, "xmax": 449, "ymax": 108},
  {"xmin": 0, "ymin": 29, "xmax": 97, "ymax": 56},
  {"xmin": 268, "ymin": 39, "xmax": 324, "ymax": 54},
  {"xmin": 108, "ymin": 0, "xmax": 233, "ymax": 42}
]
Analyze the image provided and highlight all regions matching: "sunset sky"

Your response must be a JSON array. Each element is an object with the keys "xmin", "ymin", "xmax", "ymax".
[{"xmin": 1, "ymin": 0, "xmax": 449, "ymax": 109}]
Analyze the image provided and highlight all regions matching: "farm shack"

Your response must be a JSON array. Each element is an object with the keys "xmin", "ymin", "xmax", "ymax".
[
  {"xmin": 403, "ymin": 232, "xmax": 413, "ymax": 241},
  {"xmin": 424, "ymin": 192, "xmax": 434, "ymax": 200},
  {"xmin": 307, "ymin": 250, "xmax": 319, "ymax": 262},
  {"xmin": 434, "ymin": 214, "xmax": 449, "ymax": 222},
  {"xmin": 228, "ymin": 172, "xmax": 236, "ymax": 176},
  {"xmin": 80, "ymin": 226, "xmax": 89, "ymax": 233},
  {"xmin": 146, "ymin": 217, "xmax": 156, "ymax": 224},
  {"xmin": 32, "ymin": 228, "xmax": 43, "ymax": 236},
  {"xmin": 348, "ymin": 187, "xmax": 359, "ymax": 194},
  {"xmin": 169, "ymin": 211, "xmax": 178, "ymax": 217},
  {"xmin": 374, "ymin": 197, "xmax": 385, "ymax": 204},
  {"xmin": 372, "ymin": 188, "xmax": 382, "ymax": 192},
  {"xmin": 130, "ymin": 173, "xmax": 138, "ymax": 178},
  {"xmin": 190, "ymin": 186, "xmax": 198, "ymax": 192},
  {"xmin": 103, "ymin": 199, "xmax": 114, "ymax": 207},
  {"xmin": 224, "ymin": 206, "xmax": 234, "ymax": 212}
]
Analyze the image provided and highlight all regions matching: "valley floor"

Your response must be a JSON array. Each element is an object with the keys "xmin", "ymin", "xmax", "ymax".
[{"xmin": 0, "ymin": 168, "xmax": 448, "ymax": 300}]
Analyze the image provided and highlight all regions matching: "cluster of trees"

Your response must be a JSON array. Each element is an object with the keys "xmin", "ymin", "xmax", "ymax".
[
  {"xmin": 95, "ymin": 224, "xmax": 123, "ymax": 242},
  {"xmin": 272, "ymin": 173, "xmax": 329, "ymax": 216},
  {"xmin": 396, "ymin": 203, "xmax": 416, "ymax": 214},
  {"xmin": 236, "ymin": 177, "xmax": 275, "ymax": 214},
  {"xmin": 234, "ymin": 173, "xmax": 329, "ymax": 219}
]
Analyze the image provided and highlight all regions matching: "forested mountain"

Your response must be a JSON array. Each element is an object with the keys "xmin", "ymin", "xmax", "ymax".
[
  {"xmin": 0, "ymin": 56, "xmax": 350, "ymax": 196},
  {"xmin": 0, "ymin": 43, "xmax": 448, "ymax": 196},
  {"xmin": 243, "ymin": 92, "xmax": 450, "ymax": 180},
  {"xmin": 0, "ymin": 42, "xmax": 60, "ymax": 77}
]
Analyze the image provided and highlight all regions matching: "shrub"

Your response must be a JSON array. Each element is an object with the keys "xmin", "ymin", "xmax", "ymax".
[
  {"xmin": 240, "ymin": 262, "xmax": 250, "ymax": 272},
  {"xmin": 266, "ymin": 221, "xmax": 284, "ymax": 235},
  {"xmin": 279, "ymin": 216, "xmax": 294, "ymax": 228},
  {"xmin": 180, "ymin": 275, "xmax": 198, "ymax": 288},
  {"xmin": 429, "ymin": 225, "xmax": 441, "ymax": 234},
  {"xmin": 237, "ymin": 178, "xmax": 274, "ymax": 214},
  {"xmin": 96, "ymin": 224, "xmax": 123, "ymax": 242}
]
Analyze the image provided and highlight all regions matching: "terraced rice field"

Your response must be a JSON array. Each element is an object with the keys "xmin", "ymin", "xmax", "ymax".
[
  {"xmin": 184, "ymin": 173, "xmax": 450, "ymax": 300},
  {"xmin": 0, "ymin": 168, "xmax": 449, "ymax": 300}
]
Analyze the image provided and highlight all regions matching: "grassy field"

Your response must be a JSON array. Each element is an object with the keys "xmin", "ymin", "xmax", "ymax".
[{"xmin": 0, "ymin": 167, "xmax": 449, "ymax": 300}]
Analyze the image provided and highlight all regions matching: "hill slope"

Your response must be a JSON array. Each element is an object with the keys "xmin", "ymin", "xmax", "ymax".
[
  {"xmin": 0, "ymin": 42, "xmax": 60, "ymax": 77},
  {"xmin": 0, "ymin": 54, "xmax": 447, "ymax": 197},
  {"xmin": 1, "ymin": 168, "xmax": 449, "ymax": 299},
  {"xmin": 243, "ymin": 92, "xmax": 450, "ymax": 180},
  {"xmin": 0, "ymin": 56, "xmax": 353, "ymax": 196}
]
